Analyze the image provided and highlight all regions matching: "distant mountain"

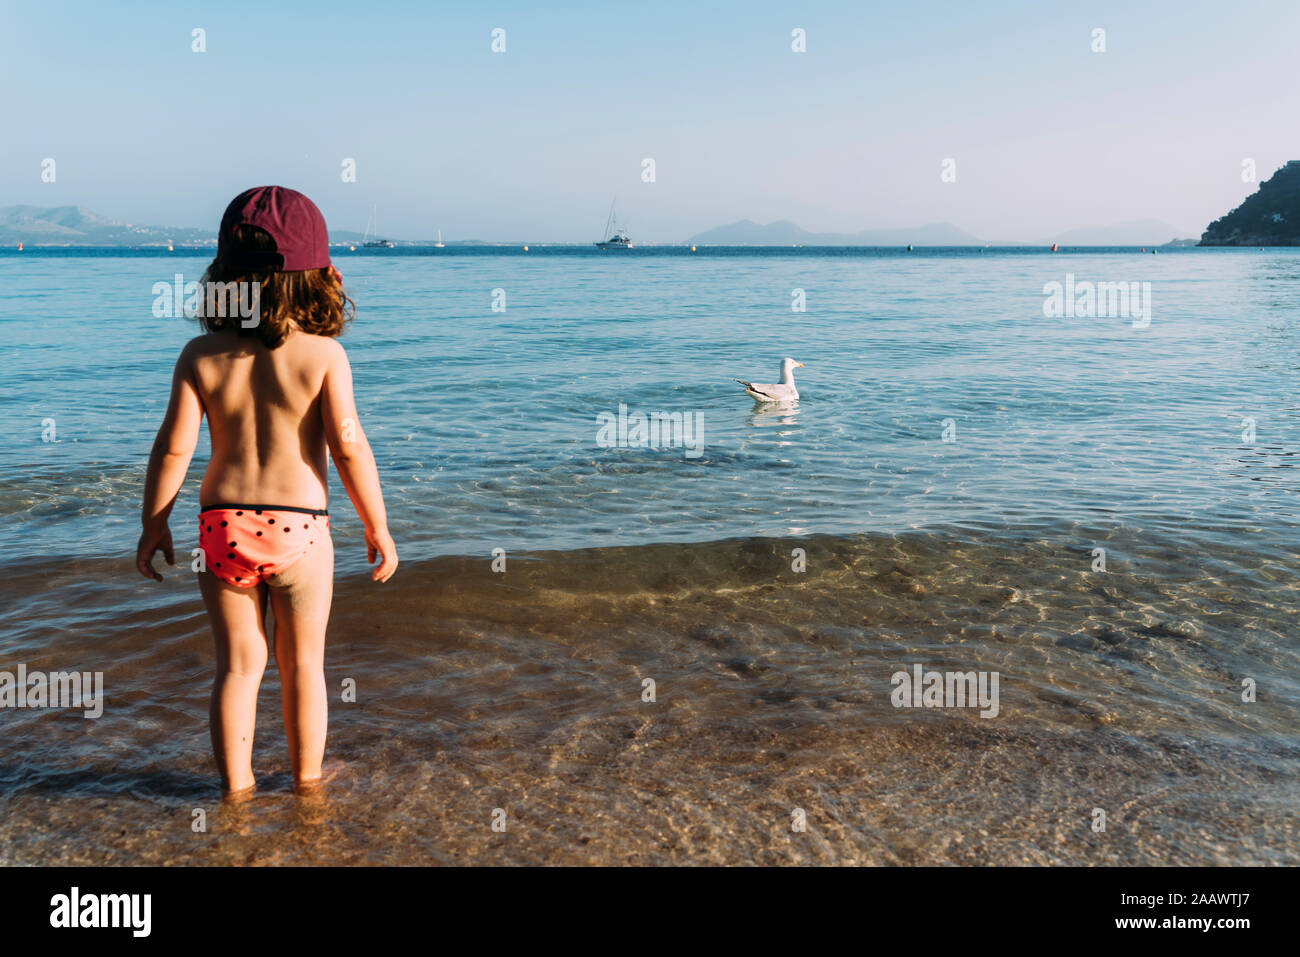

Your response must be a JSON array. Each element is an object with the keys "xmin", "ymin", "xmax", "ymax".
[
  {"xmin": 684, "ymin": 219, "xmax": 985, "ymax": 246},
  {"xmin": 3, "ymin": 203, "xmax": 1230, "ymax": 248},
  {"xmin": 1036, "ymin": 219, "xmax": 1187, "ymax": 246},
  {"xmin": 0, "ymin": 205, "xmax": 213, "ymax": 246},
  {"xmin": 686, "ymin": 216, "xmax": 1207, "ymax": 248},
  {"xmin": 1200, "ymin": 161, "xmax": 1300, "ymax": 246},
  {"xmin": 0, "ymin": 205, "xmax": 380, "ymax": 247}
]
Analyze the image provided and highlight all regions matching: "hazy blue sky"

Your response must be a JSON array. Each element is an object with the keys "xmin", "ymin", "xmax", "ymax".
[{"xmin": 2, "ymin": 0, "xmax": 1297, "ymax": 242}]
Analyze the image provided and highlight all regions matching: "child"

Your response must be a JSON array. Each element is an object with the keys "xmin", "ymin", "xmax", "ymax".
[{"xmin": 136, "ymin": 186, "xmax": 397, "ymax": 796}]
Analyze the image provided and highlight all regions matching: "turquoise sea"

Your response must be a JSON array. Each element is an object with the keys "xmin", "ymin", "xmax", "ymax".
[{"xmin": 0, "ymin": 245, "xmax": 1296, "ymax": 864}]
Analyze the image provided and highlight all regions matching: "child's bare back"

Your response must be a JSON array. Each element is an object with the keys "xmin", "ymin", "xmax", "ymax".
[{"xmin": 190, "ymin": 329, "xmax": 338, "ymax": 509}]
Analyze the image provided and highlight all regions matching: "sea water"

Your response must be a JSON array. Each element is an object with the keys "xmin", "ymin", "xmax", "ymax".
[{"xmin": 0, "ymin": 246, "xmax": 1296, "ymax": 864}]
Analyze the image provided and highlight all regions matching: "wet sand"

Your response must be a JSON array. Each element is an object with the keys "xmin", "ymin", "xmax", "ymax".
[{"xmin": 1, "ymin": 524, "xmax": 1296, "ymax": 865}]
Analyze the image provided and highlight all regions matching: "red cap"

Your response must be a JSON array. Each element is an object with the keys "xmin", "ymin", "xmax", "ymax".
[{"xmin": 216, "ymin": 186, "xmax": 331, "ymax": 272}]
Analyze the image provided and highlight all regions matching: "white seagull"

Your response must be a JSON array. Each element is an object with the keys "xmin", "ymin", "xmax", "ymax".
[{"xmin": 734, "ymin": 357, "xmax": 803, "ymax": 402}]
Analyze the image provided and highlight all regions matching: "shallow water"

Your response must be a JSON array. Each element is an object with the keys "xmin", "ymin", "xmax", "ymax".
[
  {"xmin": 0, "ymin": 247, "xmax": 1297, "ymax": 864},
  {"xmin": 1, "ymin": 526, "xmax": 1296, "ymax": 865}
]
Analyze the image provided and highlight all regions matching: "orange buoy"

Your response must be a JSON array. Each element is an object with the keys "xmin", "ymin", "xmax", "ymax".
[
  {"xmin": 17, "ymin": 242, "xmax": 22, "ymax": 251},
  {"xmin": 523, "ymin": 245, "xmax": 529, "ymax": 251}
]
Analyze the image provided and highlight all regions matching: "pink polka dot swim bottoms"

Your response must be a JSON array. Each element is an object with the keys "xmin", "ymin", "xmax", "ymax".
[{"xmin": 198, "ymin": 503, "xmax": 331, "ymax": 587}]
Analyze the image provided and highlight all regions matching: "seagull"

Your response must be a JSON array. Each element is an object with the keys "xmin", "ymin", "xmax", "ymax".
[{"xmin": 734, "ymin": 357, "xmax": 803, "ymax": 402}]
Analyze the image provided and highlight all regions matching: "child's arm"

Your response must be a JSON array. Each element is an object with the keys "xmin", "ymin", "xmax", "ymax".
[
  {"xmin": 321, "ymin": 340, "xmax": 398, "ymax": 582},
  {"xmin": 136, "ymin": 345, "xmax": 203, "ymax": 581}
]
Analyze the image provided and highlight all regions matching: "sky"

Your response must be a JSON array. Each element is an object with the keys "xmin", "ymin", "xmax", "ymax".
[{"xmin": 2, "ymin": 0, "xmax": 1298, "ymax": 243}]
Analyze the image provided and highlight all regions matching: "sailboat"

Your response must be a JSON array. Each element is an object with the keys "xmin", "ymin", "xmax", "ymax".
[
  {"xmin": 434, "ymin": 229, "xmax": 445, "ymax": 248},
  {"xmin": 594, "ymin": 199, "xmax": 633, "ymax": 250},
  {"xmin": 362, "ymin": 206, "xmax": 395, "ymax": 248}
]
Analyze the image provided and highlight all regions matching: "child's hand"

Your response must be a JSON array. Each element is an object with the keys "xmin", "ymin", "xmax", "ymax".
[
  {"xmin": 136, "ymin": 525, "xmax": 175, "ymax": 581},
  {"xmin": 365, "ymin": 526, "xmax": 398, "ymax": 583}
]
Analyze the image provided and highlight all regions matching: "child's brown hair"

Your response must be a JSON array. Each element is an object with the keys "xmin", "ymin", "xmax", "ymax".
[{"xmin": 199, "ymin": 224, "xmax": 354, "ymax": 348}]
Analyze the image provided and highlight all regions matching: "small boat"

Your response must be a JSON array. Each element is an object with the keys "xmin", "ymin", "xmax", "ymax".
[
  {"xmin": 362, "ymin": 206, "xmax": 395, "ymax": 248},
  {"xmin": 594, "ymin": 199, "xmax": 634, "ymax": 250},
  {"xmin": 434, "ymin": 229, "xmax": 445, "ymax": 248}
]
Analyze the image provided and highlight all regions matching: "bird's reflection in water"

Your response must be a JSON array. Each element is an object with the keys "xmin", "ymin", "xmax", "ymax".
[
  {"xmin": 747, "ymin": 399, "xmax": 800, "ymax": 424},
  {"xmin": 745, "ymin": 400, "xmax": 802, "ymax": 444}
]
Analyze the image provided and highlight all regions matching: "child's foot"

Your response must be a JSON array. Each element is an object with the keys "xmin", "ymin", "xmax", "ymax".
[
  {"xmin": 222, "ymin": 780, "xmax": 257, "ymax": 803},
  {"xmin": 293, "ymin": 759, "xmax": 343, "ymax": 795}
]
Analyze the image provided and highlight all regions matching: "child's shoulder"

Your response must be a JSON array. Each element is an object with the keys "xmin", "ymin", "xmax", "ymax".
[
  {"xmin": 282, "ymin": 332, "xmax": 349, "ymax": 366},
  {"xmin": 274, "ymin": 333, "xmax": 352, "ymax": 381},
  {"xmin": 179, "ymin": 331, "xmax": 347, "ymax": 358},
  {"xmin": 183, "ymin": 332, "xmax": 228, "ymax": 349},
  {"xmin": 294, "ymin": 333, "xmax": 351, "ymax": 365},
  {"xmin": 176, "ymin": 332, "xmax": 229, "ymax": 363}
]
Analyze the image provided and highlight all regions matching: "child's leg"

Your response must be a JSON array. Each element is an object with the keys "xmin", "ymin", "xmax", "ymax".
[
  {"xmin": 197, "ymin": 572, "xmax": 269, "ymax": 794},
  {"xmin": 265, "ymin": 534, "xmax": 334, "ymax": 788}
]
